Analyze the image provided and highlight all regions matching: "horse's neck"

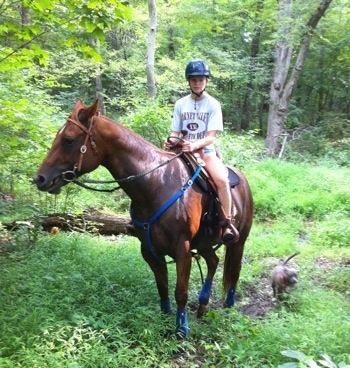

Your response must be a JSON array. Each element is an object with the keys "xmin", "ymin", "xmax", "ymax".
[
  {"xmin": 106, "ymin": 143, "xmax": 165, "ymax": 180},
  {"xmin": 99, "ymin": 119, "xmax": 178, "ymax": 193},
  {"xmin": 99, "ymin": 118, "xmax": 159, "ymax": 175}
]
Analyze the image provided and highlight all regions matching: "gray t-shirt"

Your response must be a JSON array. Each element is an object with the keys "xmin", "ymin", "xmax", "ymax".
[{"xmin": 171, "ymin": 94, "xmax": 223, "ymax": 149}]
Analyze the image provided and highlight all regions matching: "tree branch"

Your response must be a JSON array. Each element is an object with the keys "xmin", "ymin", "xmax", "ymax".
[{"xmin": 0, "ymin": 14, "xmax": 81, "ymax": 64}]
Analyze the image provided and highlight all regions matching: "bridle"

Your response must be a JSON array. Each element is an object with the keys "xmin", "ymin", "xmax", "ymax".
[
  {"xmin": 61, "ymin": 115, "xmax": 101, "ymax": 183},
  {"xmin": 60, "ymin": 115, "xmax": 183, "ymax": 192}
]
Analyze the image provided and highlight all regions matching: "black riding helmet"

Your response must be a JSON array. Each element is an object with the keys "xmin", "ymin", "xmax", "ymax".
[{"xmin": 185, "ymin": 59, "xmax": 210, "ymax": 80}]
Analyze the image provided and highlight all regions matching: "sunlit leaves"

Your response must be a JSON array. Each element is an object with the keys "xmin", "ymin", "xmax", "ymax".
[{"xmin": 0, "ymin": 0, "xmax": 132, "ymax": 71}]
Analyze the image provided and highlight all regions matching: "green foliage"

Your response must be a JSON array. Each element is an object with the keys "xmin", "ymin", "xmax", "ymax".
[
  {"xmin": 1, "ymin": 226, "xmax": 350, "ymax": 367},
  {"xmin": 1, "ymin": 0, "xmax": 347, "ymax": 140},
  {"xmin": 283, "ymin": 116, "xmax": 350, "ymax": 167},
  {"xmin": 0, "ymin": 71, "xmax": 64, "ymax": 194},
  {"xmin": 309, "ymin": 212, "xmax": 350, "ymax": 249},
  {"xmin": 325, "ymin": 266, "xmax": 350, "ymax": 297},
  {"xmin": 121, "ymin": 101, "xmax": 172, "ymax": 147},
  {"xmin": 1, "ymin": 140, "xmax": 350, "ymax": 366},
  {"xmin": 216, "ymin": 129, "xmax": 265, "ymax": 168},
  {"xmin": 279, "ymin": 350, "xmax": 350, "ymax": 368},
  {"xmin": 250, "ymin": 159, "xmax": 350, "ymax": 222},
  {"xmin": 0, "ymin": 0, "xmax": 131, "ymax": 70},
  {"xmin": 0, "ymin": 0, "xmax": 350, "ymax": 363},
  {"xmin": 0, "ymin": 235, "xmax": 177, "ymax": 367},
  {"xmin": 32, "ymin": 48, "xmax": 100, "ymax": 109}
]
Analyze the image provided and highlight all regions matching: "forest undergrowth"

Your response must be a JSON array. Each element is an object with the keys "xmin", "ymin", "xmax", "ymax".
[{"xmin": 1, "ymin": 135, "xmax": 350, "ymax": 367}]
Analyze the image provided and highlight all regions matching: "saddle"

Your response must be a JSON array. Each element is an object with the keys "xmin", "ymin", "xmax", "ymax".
[
  {"xmin": 181, "ymin": 152, "xmax": 240, "ymax": 242},
  {"xmin": 181, "ymin": 152, "xmax": 240, "ymax": 193}
]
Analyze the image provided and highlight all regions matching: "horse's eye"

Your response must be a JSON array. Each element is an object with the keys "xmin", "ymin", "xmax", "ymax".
[{"xmin": 63, "ymin": 137, "xmax": 75, "ymax": 145}]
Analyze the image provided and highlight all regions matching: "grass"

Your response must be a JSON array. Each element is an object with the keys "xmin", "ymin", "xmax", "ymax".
[
  {"xmin": 1, "ymin": 230, "xmax": 349, "ymax": 367},
  {"xmin": 1, "ymin": 140, "xmax": 350, "ymax": 367}
]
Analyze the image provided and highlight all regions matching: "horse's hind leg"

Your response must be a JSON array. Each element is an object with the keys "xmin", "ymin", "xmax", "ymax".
[
  {"xmin": 197, "ymin": 250, "xmax": 219, "ymax": 318},
  {"xmin": 140, "ymin": 244, "xmax": 172, "ymax": 314},
  {"xmin": 223, "ymin": 242, "xmax": 245, "ymax": 307}
]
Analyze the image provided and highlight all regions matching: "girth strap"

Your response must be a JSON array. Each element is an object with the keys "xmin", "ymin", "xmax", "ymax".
[{"xmin": 132, "ymin": 165, "xmax": 203, "ymax": 262}]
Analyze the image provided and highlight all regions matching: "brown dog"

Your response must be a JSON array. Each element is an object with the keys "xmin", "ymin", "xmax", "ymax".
[{"xmin": 271, "ymin": 252, "xmax": 299, "ymax": 301}]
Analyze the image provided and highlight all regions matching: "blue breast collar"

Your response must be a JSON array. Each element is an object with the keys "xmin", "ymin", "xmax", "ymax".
[{"xmin": 132, "ymin": 165, "xmax": 203, "ymax": 262}]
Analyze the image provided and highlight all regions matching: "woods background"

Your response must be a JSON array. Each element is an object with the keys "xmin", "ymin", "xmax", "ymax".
[
  {"xmin": 1, "ymin": 2, "xmax": 350, "ymax": 367},
  {"xmin": 0, "ymin": 0, "xmax": 349, "ymax": 183}
]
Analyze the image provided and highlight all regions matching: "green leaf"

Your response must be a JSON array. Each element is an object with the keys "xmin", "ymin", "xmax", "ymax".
[
  {"xmin": 277, "ymin": 364, "xmax": 299, "ymax": 368},
  {"xmin": 281, "ymin": 350, "xmax": 308, "ymax": 360},
  {"xmin": 318, "ymin": 354, "xmax": 338, "ymax": 368},
  {"xmin": 307, "ymin": 361, "xmax": 321, "ymax": 368}
]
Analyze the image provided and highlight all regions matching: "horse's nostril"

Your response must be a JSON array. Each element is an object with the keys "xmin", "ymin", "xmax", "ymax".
[{"xmin": 33, "ymin": 174, "xmax": 46, "ymax": 187}]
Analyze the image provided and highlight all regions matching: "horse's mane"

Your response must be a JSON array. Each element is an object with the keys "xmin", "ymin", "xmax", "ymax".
[{"xmin": 101, "ymin": 114, "xmax": 167, "ymax": 155}]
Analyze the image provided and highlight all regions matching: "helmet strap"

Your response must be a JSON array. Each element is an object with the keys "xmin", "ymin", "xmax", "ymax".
[{"xmin": 190, "ymin": 87, "xmax": 206, "ymax": 98}]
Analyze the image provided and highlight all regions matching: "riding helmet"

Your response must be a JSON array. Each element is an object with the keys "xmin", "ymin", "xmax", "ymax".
[{"xmin": 185, "ymin": 59, "xmax": 210, "ymax": 80}]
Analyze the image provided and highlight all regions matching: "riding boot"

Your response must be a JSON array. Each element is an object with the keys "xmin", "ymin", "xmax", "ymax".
[{"xmin": 220, "ymin": 218, "xmax": 239, "ymax": 244}]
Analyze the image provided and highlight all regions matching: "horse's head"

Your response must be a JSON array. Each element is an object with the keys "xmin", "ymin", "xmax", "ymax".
[{"xmin": 33, "ymin": 98, "xmax": 101, "ymax": 194}]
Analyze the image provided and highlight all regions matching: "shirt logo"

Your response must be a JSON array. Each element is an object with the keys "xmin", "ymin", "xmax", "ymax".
[{"xmin": 187, "ymin": 123, "xmax": 199, "ymax": 131}]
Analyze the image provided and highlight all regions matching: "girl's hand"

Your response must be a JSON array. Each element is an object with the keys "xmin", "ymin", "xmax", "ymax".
[
  {"xmin": 181, "ymin": 140, "xmax": 194, "ymax": 152},
  {"xmin": 163, "ymin": 140, "xmax": 173, "ymax": 150}
]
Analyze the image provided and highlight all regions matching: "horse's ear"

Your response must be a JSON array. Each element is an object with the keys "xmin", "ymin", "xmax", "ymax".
[
  {"xmin": 91, "ymin": 99, "xmax": 99, "ymax": 115},
  {"xmin": 74, "ymin": 98, "xmax": 85, "ymax": 110},
  {"xmin": 77, "ymin": 99, "xmax": 99, "ymax": 124}
]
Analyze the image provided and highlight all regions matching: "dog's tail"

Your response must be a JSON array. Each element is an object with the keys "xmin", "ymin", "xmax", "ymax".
[{"xmin": 282, "ymin": 252, "xmax": 300, "ymax": 265}]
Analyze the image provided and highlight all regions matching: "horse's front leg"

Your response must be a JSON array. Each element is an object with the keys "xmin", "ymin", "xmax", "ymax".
[
  {"xmin": 140, "ymin": 244, "xmax": 172, "ymax": 314},
  {"xmin": 174, "ymin": 243, "xmax": 192, "ymax": 339},
  {"xmin": 197, "ymin": 250, "xmax": 219, "ymax": 318}
]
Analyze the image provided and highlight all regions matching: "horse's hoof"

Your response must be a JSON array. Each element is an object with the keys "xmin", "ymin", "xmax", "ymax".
[{"xmin": 197, "ymin": 304, "xmax": 208, "ymax": 319}]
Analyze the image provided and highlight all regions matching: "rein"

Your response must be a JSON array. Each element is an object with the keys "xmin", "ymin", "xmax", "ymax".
[
  {"xmin": 61, "ymin": 116, "xmax": 183, "ymax": 191},
  {"xmin": 71, "ymin": 152, "xmax": 183, "ymax": 192}
]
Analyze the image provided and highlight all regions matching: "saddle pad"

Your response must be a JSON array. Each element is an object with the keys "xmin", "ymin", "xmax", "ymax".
[{"xmin": 228, "ymin": 167, "xmax": 240, "ymax": 187}]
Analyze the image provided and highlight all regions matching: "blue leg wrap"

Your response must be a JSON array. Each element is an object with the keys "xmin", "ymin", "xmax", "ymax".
[
  {"xmin": 198, "ymin": 278, "xmax": 213, "ymax": 305},
  {"xmin": 175, "ymin": 308, "xmax": 189, "ymax": 339},
  {"xmin": 225, "ymin": 287, "xmax": 236, "ymax": 307},
  {"xmin": 160, "ymin": 298, "xmax": 172, "ymax": 314}
]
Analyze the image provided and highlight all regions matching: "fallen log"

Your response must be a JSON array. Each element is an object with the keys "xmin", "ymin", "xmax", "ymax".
[{"xmin": 3, "ymin": 209, "xmax": 136, "ymax": 237}]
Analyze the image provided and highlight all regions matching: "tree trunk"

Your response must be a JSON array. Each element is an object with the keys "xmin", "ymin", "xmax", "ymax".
[
  {"xmin": 265, "ymin": 0, "xmax": 333, "ymax": 157},
  {"xmin": 19, "ymin": 5, "xmax": 30, "ymax": 49},
  {"xmin": 19, "ymin": 5, "xmax": 30, "ymax": 26},
  {"xmin": 146, "ymin": 0, "xmax": 157, "ymax": 99},
  {"xmin": 96, "ymin": 71, "xmax": 106, "ymax": 115},
  {"xmin": 88, "ymin": 37, "xmax": 106, "ymax": 115},
  {"xmin": 240, "ymin": 0, "xmax": 264, "ymax": 130}
]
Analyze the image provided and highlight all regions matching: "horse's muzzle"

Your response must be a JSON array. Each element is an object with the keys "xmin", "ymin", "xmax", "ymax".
[{"xmin": 32, "ymin": 174, "xmax": 62, "ymax": 194}]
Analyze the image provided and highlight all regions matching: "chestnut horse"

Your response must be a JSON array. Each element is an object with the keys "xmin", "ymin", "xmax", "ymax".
[{"xmin": 33, "ymin": 98, "xmax": 253, "ymax": 339}]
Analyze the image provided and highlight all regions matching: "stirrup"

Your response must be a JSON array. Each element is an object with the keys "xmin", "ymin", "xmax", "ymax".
[{"xmin": 220, "ymin": 219, "xmax": 239, "ymax": 244}]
